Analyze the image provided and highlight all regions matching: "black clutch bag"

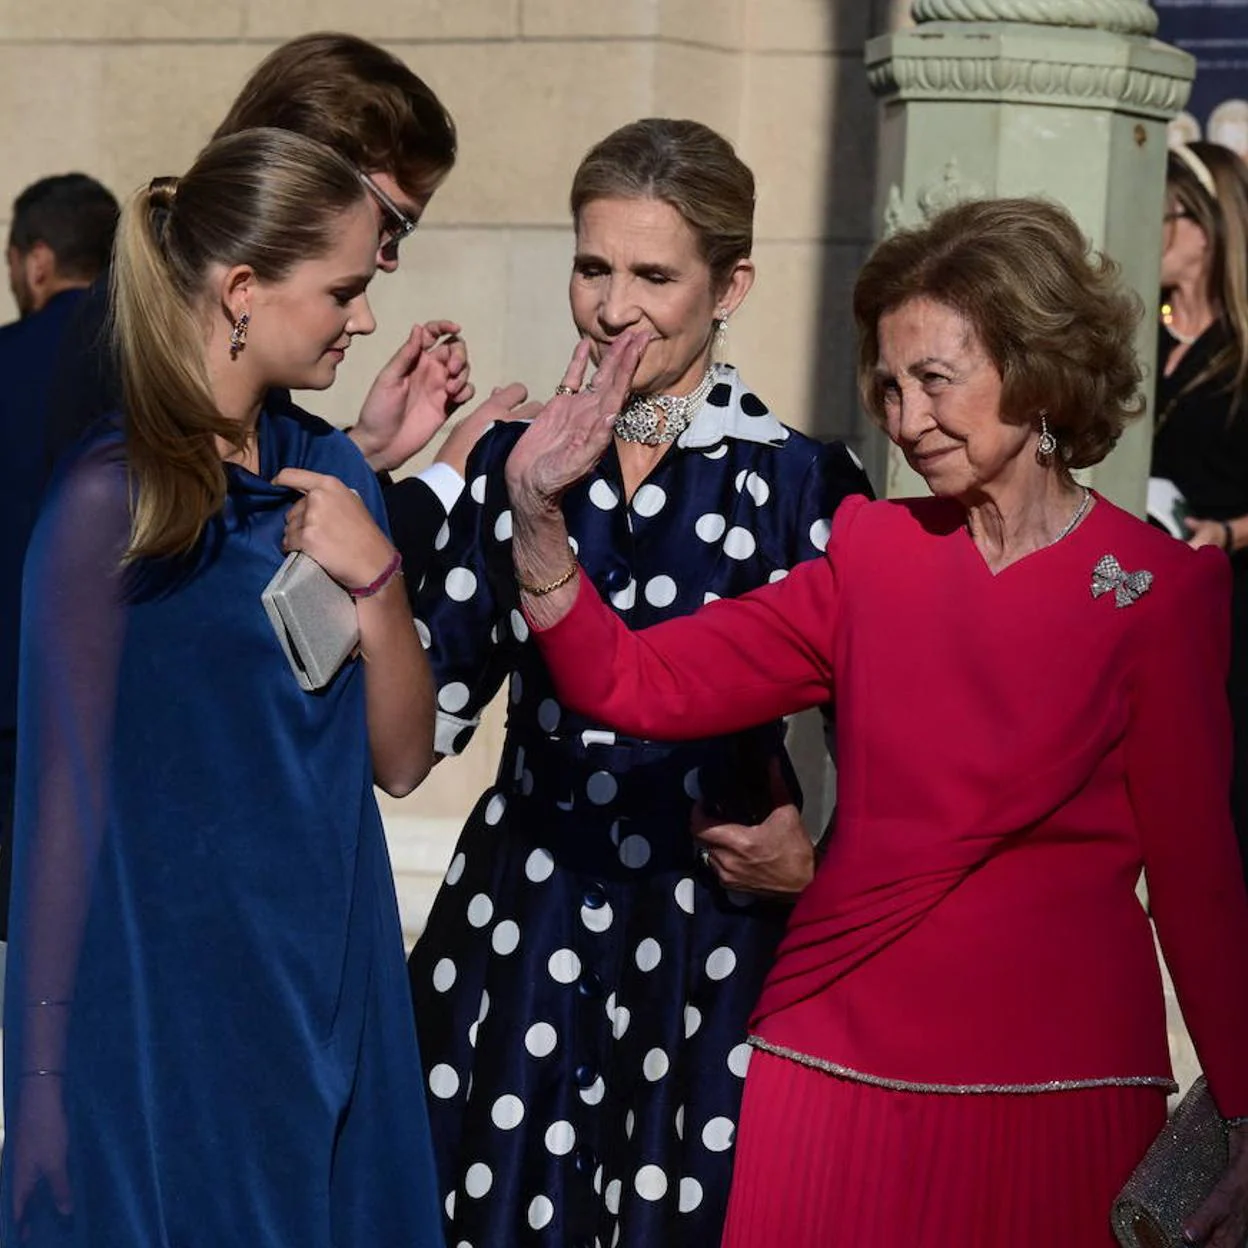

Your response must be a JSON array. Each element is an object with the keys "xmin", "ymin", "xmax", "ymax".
[{"xmin": 1111, "ymin": 1077, "xmax": 1227, "ymax": 1248}]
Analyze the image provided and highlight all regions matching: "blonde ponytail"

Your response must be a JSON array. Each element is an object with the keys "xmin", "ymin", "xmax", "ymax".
[
  {"xmin": 109, "ymin": 128, "xmax": 365, "ymax": 562},
  {"xmin": 112, "ymin": 179, "xmax": 239, "ymax": 561}
]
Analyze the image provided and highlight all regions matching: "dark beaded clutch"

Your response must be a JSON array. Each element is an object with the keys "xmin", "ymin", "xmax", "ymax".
[{"xmin": 1112, "ymin": 1076, "xmax": 1227, "ymax": 1248}]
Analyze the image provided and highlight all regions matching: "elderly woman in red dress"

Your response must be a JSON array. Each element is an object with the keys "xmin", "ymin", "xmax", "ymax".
[{"xmin": 500, "ymin": 198, "xmax": 1248, "ymax": 1247}]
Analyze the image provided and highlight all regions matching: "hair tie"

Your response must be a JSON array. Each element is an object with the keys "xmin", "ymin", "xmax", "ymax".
[
  {"xmin": 148, "ymin": 175, "xmax": 179, "ymax": 210},
  {"xmin": 1172, "ymin": 144, "xmax": 1217, "ymax": 200}
]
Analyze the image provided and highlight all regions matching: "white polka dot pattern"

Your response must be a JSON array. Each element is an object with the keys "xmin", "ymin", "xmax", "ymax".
[
  {"xmin": 438, "ymin": 682, "xmax": 471, "ymax": 713},
  {"xmin": 635, "ymin": 1165, "xmax": 668, "ymax": 1201},
  {"xmin": 445, "ymin": 567, "xmax": 477, "ymax": 601},
  {"xmin": 644, "ymin": 575, "xmax": 677, "ymax": 608}
]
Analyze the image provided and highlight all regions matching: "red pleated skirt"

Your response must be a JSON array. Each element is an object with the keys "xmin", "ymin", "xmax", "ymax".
[{"xmin": 722, "ymin": 1048, "xmax": 1168, "ymax": 1248}]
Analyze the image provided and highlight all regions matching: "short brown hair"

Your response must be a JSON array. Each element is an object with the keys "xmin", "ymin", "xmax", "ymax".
[
  {"xmin": 214, "ymin": 33, "xmax": 456, "ymax": 201},
  {"xmin": 570, "ymin": 118, "xmax": 754, "ymax": 290},
  {"xmin": 854, "ymin": 197, "xmax": 1144, "ymax": 470}
]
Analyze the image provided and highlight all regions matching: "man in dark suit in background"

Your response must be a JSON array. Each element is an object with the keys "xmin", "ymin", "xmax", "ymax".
[{"xmin": 0, "ymin": 173, "xmax": 119, "ymax": 936}]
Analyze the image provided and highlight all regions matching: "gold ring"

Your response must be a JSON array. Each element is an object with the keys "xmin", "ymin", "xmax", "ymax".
[{"xmin": 554, "ymin": 384, "xmax": 577, "ymax": 396}]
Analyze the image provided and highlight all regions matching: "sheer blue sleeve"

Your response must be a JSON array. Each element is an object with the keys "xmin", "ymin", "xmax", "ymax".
[{"xmin": 2, "ymin": 436, "xmax": 130, "ymax": 1236}]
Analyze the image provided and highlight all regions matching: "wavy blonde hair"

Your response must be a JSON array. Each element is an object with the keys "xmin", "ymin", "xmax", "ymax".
[{"xmin": 112, "ymin": 127, "xmax": 365, "ymax": 561}]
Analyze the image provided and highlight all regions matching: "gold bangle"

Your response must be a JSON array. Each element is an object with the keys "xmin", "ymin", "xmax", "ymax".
[{"xmin": 517, "ymin": 558, "xmax": 578, "ymax": 597}]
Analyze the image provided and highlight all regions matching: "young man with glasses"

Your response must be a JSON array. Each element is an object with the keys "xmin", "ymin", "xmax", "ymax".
[{"xmin": 43, "ymin": 32, "xmax": 535, "ymax": 567}]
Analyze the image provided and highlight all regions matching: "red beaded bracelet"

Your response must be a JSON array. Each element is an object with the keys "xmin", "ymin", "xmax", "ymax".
[{"xmin": 348, "ymin": 550, "xmax": 403, "ymax": 599}]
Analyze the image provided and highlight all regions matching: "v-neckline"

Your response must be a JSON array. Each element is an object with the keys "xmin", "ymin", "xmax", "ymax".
[{"xmin": 959, "ymin": 491, "xmax": 1103, "ymax": 581}]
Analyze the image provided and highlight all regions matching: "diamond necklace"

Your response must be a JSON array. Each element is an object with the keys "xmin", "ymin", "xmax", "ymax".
[
  {"xmin": 613, "ymin": 366, "xmax": 716, "ymax": 445},
  {"xmin": 967, "ymin": 486, "xmax": 1093, "ymax": 550},
  {"xmin": 1051, "ymin": 486, "xmax": 1093, "ymax": 545}
]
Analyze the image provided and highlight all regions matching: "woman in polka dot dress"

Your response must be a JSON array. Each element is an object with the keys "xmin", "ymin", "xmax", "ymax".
[{"xmin": 407, "ymin": 119, "xmax": 871, "ymax": 1248}]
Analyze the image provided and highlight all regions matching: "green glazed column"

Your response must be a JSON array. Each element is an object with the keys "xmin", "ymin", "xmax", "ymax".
[{"xmin": 866, "ymin": 0, "xmax": 1194, "ymax": 511}]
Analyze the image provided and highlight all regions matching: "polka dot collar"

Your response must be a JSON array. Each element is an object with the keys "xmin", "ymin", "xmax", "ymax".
[{"xmin": 675, "ymin": 364, "xmax": 790, "ymax": 451}]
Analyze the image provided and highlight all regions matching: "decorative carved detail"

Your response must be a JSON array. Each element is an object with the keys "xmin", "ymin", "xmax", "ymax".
[
  {"xmin": 883, "ymin": 159, "xmax": 988, "ymax": 236},
  {"xmin": 910, "ymin": 0, "xmax": 1157, "ymax": 36},
  {"xmin": 868, "ymin": 55, "xmax": 1192, "ymax": 120},
  {"xmin": 883, "ymin": 185, "xmax": 908, "ymax": 236},
  {"xmin": 918, "ymin": 157, "xmax": 987, "ymax": 216}
]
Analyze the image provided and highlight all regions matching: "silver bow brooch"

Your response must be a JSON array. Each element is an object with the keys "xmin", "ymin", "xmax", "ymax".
[{"xmin": 1090, "ymin": 554, "xmax": 1153, "ymax": 608}]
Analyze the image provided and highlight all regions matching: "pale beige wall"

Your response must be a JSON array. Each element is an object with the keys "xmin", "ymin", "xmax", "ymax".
[{"xmin": 0, "ymin": 0, "xmax": 899, "ymax": 933}]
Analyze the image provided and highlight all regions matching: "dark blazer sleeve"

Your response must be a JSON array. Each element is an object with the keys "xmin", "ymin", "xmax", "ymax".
[{"xmin": 41, "ymin": 275, "xmax": 119, "ymax": 481}]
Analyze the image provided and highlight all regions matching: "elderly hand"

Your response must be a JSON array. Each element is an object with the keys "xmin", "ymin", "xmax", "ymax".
[
  {"xmin": 434, "ymin": 383, "xmax": 542, "ymax": 478},
  {"xmin": 1184, "ymin": 1126, "xmax": 1248, "ymax": 1246},
  {"xmin": 692, "ymin": 758, "xmax": 816, "ymax": 900},
  {"xmin": 504, "ymin": 332, "xmax": 647, "ymax": 513},
  {"xmin": 273, "ymin": 468, "xmax": 395, "ymax": 591},
  {"xmin": 349, "ymin": 320, "xmax": 474, "ymax": 472}
]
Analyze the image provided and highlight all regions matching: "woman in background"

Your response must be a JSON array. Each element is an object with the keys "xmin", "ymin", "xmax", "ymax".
[{"xmin": 1151, "ymin": 140, "xmax": 1248, "ymax": 878}]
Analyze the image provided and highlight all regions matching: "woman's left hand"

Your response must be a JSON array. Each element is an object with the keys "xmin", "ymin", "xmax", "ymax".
[
  {"xmin": 691, "ymin": 758, "xmax": 816, "ymax": 900},
  {"xmin": 1183, "ymin": 1126, "xmax": 1248, "ymax": 1245},
  {"xmin": 273, "ymin": 468, "xmax": 396, "ymax": 591}
]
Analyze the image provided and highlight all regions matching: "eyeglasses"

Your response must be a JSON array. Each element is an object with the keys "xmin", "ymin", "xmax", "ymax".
[{"xmin": 357, "ymin": 170, "xmax": 418, "ymax": 263}]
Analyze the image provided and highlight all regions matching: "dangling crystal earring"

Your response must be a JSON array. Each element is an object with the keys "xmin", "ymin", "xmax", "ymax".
[
  {"xmin": 229, "ymin": 312, "xmax": 250, "ymax": 360},
  {"xmin": 1036, "ymin": 411, "xmax": 1057, "ymax": 462},
  {"xmin": 713, "ymin": 308, "xmax": 729, "ymax": 356}
]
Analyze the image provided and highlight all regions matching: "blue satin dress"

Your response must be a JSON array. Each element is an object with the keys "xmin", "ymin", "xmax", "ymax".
[{"xmin": 1, "ymin": 406, "xmax": 443, "ymax": 1247}]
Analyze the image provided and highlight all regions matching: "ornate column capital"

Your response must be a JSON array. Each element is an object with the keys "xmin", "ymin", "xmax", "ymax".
[
  {"xmin": 910, "ymin": 0, "xmax": 1157, "ymax": 36},
  {"xmin": 867, "ymin": 20, "xmax": 1193, "ymax": 122}
]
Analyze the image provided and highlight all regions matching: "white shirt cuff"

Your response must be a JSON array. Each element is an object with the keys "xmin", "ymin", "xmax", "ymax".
[{"xmin": 417, "ymin": 462, "xmax": 465, "ymax": 516}]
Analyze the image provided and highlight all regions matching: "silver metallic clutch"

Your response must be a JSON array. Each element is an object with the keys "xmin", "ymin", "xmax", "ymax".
[
  {"xmin": 1112, "ymin": 1076, "xmax": 1227, "ymax": 1248},
  {"xmin": 261, "ymin": 552, "xmax": 360, "ymax": 692}
]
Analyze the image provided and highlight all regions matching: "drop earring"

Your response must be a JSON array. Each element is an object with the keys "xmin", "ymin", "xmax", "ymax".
[
  {"xmin": 713, "ymin": 308, "xmax": 729, "ymax": 356},
  {"xmin": 229, "ymin": 312, "xmax": 250, "ymax": 360},
  {"xmin": 1036, "ymin": 411, "xmax": 1057, "ymax": 462}
]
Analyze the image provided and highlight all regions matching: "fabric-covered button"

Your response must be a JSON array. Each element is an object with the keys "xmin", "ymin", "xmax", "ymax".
[
  {"xmin": 574, "ymin": 1144, "xmax": 598, "ymax": 1174},
  {"xmin": 603, "ymin": 563, "xmax": 631, "ymax": 592},
  {"xmin": 574, "ymin": 1062, "xmax": 597, "ymax": 1088},
  {"xmin": 577, "ymin": 970, "xmax": 603, "ymax": 998},
  {"xmin": 582, "ymin": 883, "xmax": 607, "ymax": 910}
]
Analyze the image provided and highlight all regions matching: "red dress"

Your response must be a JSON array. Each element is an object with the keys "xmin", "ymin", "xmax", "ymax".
[{"xmin": 530, "ymin": 493, "xmax": 1248, "ymax": 1246}]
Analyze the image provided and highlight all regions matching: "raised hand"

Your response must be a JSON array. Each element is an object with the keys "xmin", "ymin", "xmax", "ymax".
[
  {"xmin": 273, "ymin": 468, "xmax": 396, "ymax": 591},
  {"xmin": 349, "ymin": 320, "xmax": 474, "ymax": 472},
  {"xmin": 504, "ymin": 331, "xmax": 647, "ymax": 512},
  {"xmin": 434, "ymin": 382, "xmax": 542, "ymax": 478}
]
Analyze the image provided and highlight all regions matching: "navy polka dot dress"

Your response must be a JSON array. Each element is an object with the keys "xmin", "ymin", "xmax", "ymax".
[{"xmin": 408, "ymin": 366, "xmax": 871, "ymax": 1247}]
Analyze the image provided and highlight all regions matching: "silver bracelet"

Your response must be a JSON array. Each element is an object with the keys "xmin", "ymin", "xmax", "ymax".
[{"xmin": 1224, "ymin": 1114, "xmax": 1248, "ymax": 1129}]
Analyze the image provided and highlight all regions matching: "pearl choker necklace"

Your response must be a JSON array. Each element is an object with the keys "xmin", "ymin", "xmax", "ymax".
[{"xmin": 614, "ymin": 366, "xmax": 716, "ymax": 445}]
